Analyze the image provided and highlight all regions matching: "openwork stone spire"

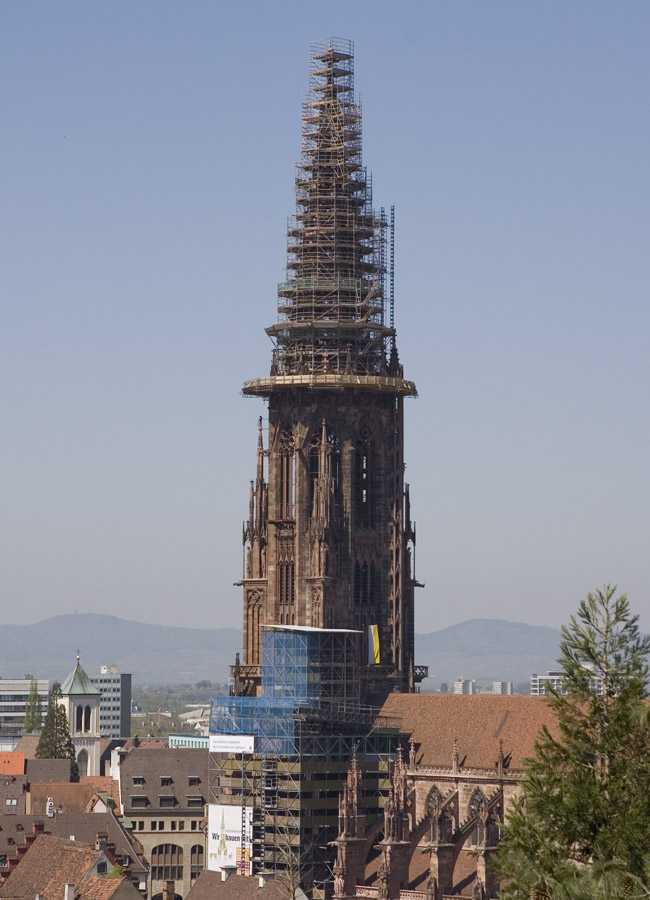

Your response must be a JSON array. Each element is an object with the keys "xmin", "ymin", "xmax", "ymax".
[{"xmin": 267, "ymin": 38, "xmax": 393, "ymax": 378}]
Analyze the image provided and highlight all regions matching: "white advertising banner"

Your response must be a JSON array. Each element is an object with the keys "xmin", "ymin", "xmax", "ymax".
[
  {"xmin": 209, "ymin": 733, "xmax": 255, "ymax": 753},
  {"xmin": 208, "ymin": 803, "xmax": 253, "ymax": 875}
]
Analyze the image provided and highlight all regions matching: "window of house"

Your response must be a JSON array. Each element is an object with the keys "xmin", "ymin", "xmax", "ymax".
[
  {"xmin": 137, "ymin": 822, "xmax": 144, "ymax": 831},
  {"xmin": 150, "ymin": 844, "xmax": 183, "ymax": 882},
  {"xmin": 190, "ymin": 821, "xmax": 197, "ymax": 831},
  {"xmin": 178, "ymin": 821, "xmax": 185, "ymax": 831},
  {"xmin": 151, "ymin": 821, "xmax": 157, "ymax": 830},
  {"xmin": 5, "ymin": 799, "xmax": 17, "ymax": 806},
  {"xmin": 96, "ymin": 862, "xmax": 107, "ymax": 875},
  {"xmin": 171, "ymin": 821, "xmax": 176, "ymax": 831},
  {"xmin": 186, "ymin": 796, "xmax": 204, "ymax": 809},
  {"xmin": 159, "ymin": 796, "xmax": 175, "ymax": 809},
  {"xmin": 132, "ymin": 776, "xmax": 144, "ymax": 786},
  {"xmin": 160, "ymin": 776, "xmax": 173, "ymax": 787},
  {"xmin": 188, "ymin": 776, "xmax": 200, "ymax": 786},
  {"xmin": 131, "ymin": 796, "xmax": 147, "ymax": 809}
]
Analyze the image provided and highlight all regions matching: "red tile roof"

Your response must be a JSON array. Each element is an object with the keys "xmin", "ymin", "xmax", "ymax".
[
  {"xmin": 380, "ymin": 694, "xmax": 559, "ymax": 770},
  {"xmin": 0, "ymin": 754, "xmax": 25, "ymax": 776}
]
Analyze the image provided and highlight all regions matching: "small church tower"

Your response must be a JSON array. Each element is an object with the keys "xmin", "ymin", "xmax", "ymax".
[{"xmin": 60, "ymin": 655, "xmax": 101, "ymax": 776}]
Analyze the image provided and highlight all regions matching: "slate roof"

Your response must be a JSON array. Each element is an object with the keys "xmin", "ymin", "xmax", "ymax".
[
  {"xmin": 119, "ymin": 747, "xmax": 208, "ymax": 815},
  {"xmin": 60, "ymin": 659, "xmax": 101, "ymax": 697},
  {"xmin": 25, "ymin": 759, "xmax": 72, "ymax": 782},
  {"xmin": 379, "ymin": 693, "xmax": 560, "ymax": 770},
  {"xmin": 186, "ymin": 872, "xmax": 290, "ymax": 900}
]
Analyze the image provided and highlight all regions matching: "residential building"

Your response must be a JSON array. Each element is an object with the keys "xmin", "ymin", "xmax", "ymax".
[
  {"xmin": 454, "ymin": 678, "xmax": 476, "ymax": 695},
  {"xmin": 117, "ymin": 746, "xmax": 208, "ymax": 899},
  {"xmin": 90, "ymin": 666, "xmax": 132, "ymax": 739},
  {"xmin": 492, "ymin": 681, "xmax": 514, "ymax": 695},
  {"xmin": 0, "ymin": 829, "xmax": 145, "ymax": 900}
]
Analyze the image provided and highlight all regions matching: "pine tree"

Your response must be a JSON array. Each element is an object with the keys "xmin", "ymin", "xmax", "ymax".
[
  {"xmin": 495, "ymin": 586, "xmax": 650, "ymax": 899},
  {"xmin": 35, "ymin": 682, "xmax": 78, "ymax": 776},
  {"xmin": 23, "ymin": 678, "xmax": 42, "ymax": 733}
]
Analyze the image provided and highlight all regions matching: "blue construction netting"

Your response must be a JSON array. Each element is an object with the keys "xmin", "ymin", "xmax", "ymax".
[
  {"xmin": 261, "ymin": 628, "xmax": 322, "ymax": 703},
  {"xmin": 210, "ymin": 628, "xmax": 361, "ymax": 756}
]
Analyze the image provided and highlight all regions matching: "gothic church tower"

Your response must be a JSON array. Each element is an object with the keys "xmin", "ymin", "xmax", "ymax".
[{"xmin": 237, "ymin": 39, "xmax": 420, "ymax": 702}]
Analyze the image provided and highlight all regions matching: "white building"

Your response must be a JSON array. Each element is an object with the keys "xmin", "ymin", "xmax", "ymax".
[
  {"xmin": 453, "ymin": 678, "xmax": 476, "ymax": 695},
  {"xmin": 90, "ymin": 665, "xmax": 132, "ymax": 738},
  {"xmin": 492, "ymin": 681, "xmax": 514, "ymax": 695},
  {"xmin": 0, "ymin": 678, "xmax": 49, "ymax": 731},
  {"xmin": 530, "ymin": 669, "xmax": 603, "ymax": 696}
]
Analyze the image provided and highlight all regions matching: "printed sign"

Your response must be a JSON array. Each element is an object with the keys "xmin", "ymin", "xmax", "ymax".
[
  {"xmin": 209, "ymin": 733, "xmax": 255, "ymax": 754},
  {"xmin": 207, "ymin": 803, "xmax": 253, "ymax": 875}
]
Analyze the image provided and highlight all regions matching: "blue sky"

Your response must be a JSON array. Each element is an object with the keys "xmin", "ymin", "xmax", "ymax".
[{"xmin": 2, "ymin": 1, "xmax": 649, "ymax": 638}]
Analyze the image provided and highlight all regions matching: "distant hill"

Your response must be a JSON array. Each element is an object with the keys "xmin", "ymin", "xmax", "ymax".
[
  {"xmin": 415, "ymin": 619, "xmax": 561, "ymax": 688},
  {"xmin": 0, "ymin": 614, "xmax": 240, "ymax": 685},
  {"xmin": 1, "ymin": 614, "xmax": 561, "ymax": 688}
]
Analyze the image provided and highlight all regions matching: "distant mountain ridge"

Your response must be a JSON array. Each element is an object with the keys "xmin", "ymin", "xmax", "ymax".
[
  {"xmin": 1, "ymin": 614, "xmax": 562, "ymax": 687},
  {"xmin": 415, "ymin": 619, "xmax": 562, "ymax": 687}
]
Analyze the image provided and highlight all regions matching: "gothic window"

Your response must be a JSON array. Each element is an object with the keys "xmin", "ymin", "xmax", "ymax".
[
  {"xmin": 84, "ymin": 705, "xmax": 91, "ymax": 732},
  {"xmin": 355, "ymin": 430, "xmax": 372, "ymax": 527},
  {"xmin": 468, "ymin": 789, "xmax": 486, "ymax": 846},
  {"xmin": 426, "ymin": 786, "xmax": 444, "ymax": 817},
  {"xmin": 279, "ymin": 428, "xmax": 295, "ymax": 520},
  {"xmin": 309, "ymin": 425, "xmax": 340, "ymax": 512},
  {"xmin": 76, "ymin": 705, "xmax": 83, "ymax": 733},
  {"xmin": 77, "ymin": 749, "xmax": 88, "ymax": 778},
  {"xmin": 278, "ymin": 561, "xmax": 295, "ymax": 605}
]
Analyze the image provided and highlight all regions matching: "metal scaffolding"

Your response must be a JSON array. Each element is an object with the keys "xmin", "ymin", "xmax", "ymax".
[{"xmin": 267, "ymin": 38, "xmax": 394, "ymax": 379}]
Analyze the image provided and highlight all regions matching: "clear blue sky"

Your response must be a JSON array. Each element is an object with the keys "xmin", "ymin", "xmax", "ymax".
[{"xmin": 3, "ymin": 1, "xmax": 649, "ymax": 638}]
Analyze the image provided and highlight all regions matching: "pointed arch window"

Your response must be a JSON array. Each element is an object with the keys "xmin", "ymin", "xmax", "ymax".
[
  {"xmin": 84, "ymin": 704, "xmax": 91, "ymax": 732},
  {"xmin": 76, "ymin": 705, "xmax": 83, "ymax": 733},
  {"xmin": 355, "ymin": 430, "xmax": 372, "ymax": 528},
  {"xmin": 279, "ymin": 428, "xmax": 295, "ymax": 520}
]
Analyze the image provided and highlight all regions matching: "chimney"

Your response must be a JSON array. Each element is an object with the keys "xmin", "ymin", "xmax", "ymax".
[
  {"xmin": 33, "ymin": 822, "xmax": 45, "ymax": 835},
  {"xmin": 162, "ymin": 881, "xmax": 175, "ymax": 900},
  {"xmin": 64, "ymin": 884, "xmax": 75, "ymax": 900},
  {"xmin": 16, "ymin": 845, "xmax": 28, "ymax": 860},
  {"xmin": 24, "ymin": 834, "xmax": 36, "ymax": 848},
  {"xmin": 95, "ymin": 832, "xmax": 109, "ymax": 853},
  {"xmin": 7, "ymin": 857, "xmax": 19, "ymax": 873}
]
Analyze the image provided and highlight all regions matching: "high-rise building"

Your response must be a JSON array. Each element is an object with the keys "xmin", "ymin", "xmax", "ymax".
[
  {"xmin": 0, "ymin": 678, "xmax": 49, "ymax": 731},
  {"xmin": 236, "ymin": 37, "xmax": 424, "ymax": 704},
  {"xmin": 90, "ymin": 665, "xmax": 132, "ymax": 738}
]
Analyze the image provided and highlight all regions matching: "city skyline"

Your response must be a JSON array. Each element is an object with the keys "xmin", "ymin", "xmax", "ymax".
[{"xmin": 3, "ymin": 1, "xmax": 649, "ymax": 636}]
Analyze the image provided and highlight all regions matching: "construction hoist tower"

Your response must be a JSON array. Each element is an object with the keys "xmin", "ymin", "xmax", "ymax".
[{"xmin": 235, "ymin": 37, "xmax": 424, "ymax": 703}]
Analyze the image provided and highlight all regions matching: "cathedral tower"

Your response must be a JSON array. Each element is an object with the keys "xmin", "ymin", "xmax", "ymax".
[{"xmin": 237, "ymin": 38, "xmax": 421, "ymax": 701}]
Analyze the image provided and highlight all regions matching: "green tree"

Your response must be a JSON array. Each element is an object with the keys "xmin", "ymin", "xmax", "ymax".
[
  {"xmin": 23, "ymin": 678, "xmax": 43, "ymax": 733},
  {"xmin": 495, "ymin": 586, "xmax": 650, "ymax": 899},
  {"xmin": 35, "ymin": 682, "xmax": 78, "ymax": 777}
]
